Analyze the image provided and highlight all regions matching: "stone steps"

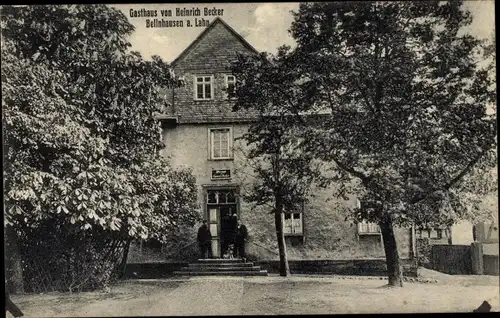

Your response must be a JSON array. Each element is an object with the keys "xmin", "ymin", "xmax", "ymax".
[
  {"xmin": 196, "ymin": 258, "xmax": 244, "ymax": 263},
  {"xmin": 174, "ymin": 270, "xmax": 269, "ymax": 276},
  {"xmin": 188, "ymin": 262, "xmax": 255, "ymax": 267},
  {"xmin": 174, "ymin": 258, "xmax": 268, "ymax": 277},
  {"xmin": 181, "ymin": 266, "xmax": 262, "ymax": 272}
]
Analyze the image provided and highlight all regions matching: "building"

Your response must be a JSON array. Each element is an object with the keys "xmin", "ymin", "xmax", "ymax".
[{"xmin": 129, "ymin": 18, "xmax": 414, "ymax": 267}]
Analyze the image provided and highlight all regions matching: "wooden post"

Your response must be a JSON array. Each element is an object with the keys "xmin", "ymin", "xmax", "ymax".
[
  {"xmin": 471, "ymin": 242, "xmax": 484, "ymax": 275},
  {"xmin": 410, "ymin": 224, "xmax": 417, "ymax": 261}
]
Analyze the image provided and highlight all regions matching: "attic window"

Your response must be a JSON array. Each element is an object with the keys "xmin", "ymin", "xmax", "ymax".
[{"xmin": 194, "ymin": 75, "xmax": 213, "ymax": 100}]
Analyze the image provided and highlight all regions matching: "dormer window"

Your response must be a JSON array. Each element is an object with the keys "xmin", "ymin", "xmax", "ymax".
[
  {"xmin": 225, "ymin": 75, "xmax": 236, "ymax": 99},
  {"xmin": 194, "ymin": 75, "xmax": 214, "ymax": 100}
]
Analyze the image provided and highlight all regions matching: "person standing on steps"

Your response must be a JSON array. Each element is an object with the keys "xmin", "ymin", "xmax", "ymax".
[
  {"xmin": 234, "ymin": 219, "xmax": 248, "ymax": 261},
  {"xmin": 222, "ymin": 212, "xmax": 237, "ymax": 257},
  {"xmin": 228, "ymin": 212, "xmax": 238, "ymax": 250},
  {"xmin": 197, "ymin": 220, "xmax": 212, "ymax": 259}
]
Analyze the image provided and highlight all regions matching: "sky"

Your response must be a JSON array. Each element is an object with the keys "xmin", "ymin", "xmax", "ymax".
[{"xmin": 110, "ymin": 1, "xmax": 495, "ymax": 63}]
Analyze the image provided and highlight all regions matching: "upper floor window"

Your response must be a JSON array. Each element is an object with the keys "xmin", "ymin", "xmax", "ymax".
[
  {"xmin": 209, "ymin": 128, "xmax": 232, "ymax": 160},
  {"xmin": 194, "ymin": 75, "xmax": 214, "ymax": 100},
  {"xmin": 225, "ymin": 75, "xmax": 236, "ymax": 99}
]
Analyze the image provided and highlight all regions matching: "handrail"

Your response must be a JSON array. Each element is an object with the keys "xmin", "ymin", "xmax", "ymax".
[
  {"xmin": 248, "ymin": 240, "xmax": 279, "ymax": 255},
  {"xmin": 161, "ymin": 239, "xmax": 198, "ymax": 260},
  {"xmin": 152, "ymin": 239, "xmax": 280, "ymax": 259}
]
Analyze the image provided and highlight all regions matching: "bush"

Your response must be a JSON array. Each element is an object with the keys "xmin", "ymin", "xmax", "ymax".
[
  {"xmin": 2, "ymin": 5, "xmax": 199, "ymax": 292},
  {"xmin": 416, "ymin": 237, "xmax": 432, "ymax": 268}
]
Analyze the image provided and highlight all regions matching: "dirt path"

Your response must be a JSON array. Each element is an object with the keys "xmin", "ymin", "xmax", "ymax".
[{"xmin": 9, "ymin": 275, "xmax": 499, "ymax": 316}]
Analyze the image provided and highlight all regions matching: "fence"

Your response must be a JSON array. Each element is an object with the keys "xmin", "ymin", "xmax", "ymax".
[
  {"xmin": 431, "ymin": 244, "xmax": 472, "ymax": 275},
  {"xmin": 471, "ymin": 242, "xmax": 499, "ymax": 275}
]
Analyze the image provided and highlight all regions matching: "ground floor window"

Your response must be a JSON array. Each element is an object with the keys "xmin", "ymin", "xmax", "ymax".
[
  {"xmin": 417, "ymin": 227, "xmax": 450, "ymax": 240},
  {"xmin": 355, "ymin": 198, "xmax": 381, "ymax": 235},
  {"xmin": 357, "ymin": 220, "xmax": 381, "ymax": 235},
  {"xmin": 284, "ymin": 212, "xmax": 303, "ymax": 235}
]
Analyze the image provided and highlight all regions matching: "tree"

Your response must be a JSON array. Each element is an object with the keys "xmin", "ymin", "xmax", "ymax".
[
  {"xmin": 483, "ymin": 31, "xmax": 496, "ymax": 72},
  {"xmin": 291, "ymin": 1, "xmax": 497, "ymax": 286},
  {"xmin": 231, "ymin": 48, "xmax": 320, "ymax": 277},
  {"xmin": 233, "ymin": 1, "xmax": 497, "ymax": 286},
  {"xmin": 2, "ymin": 5, "xmax": 199, "ymax": 292}
]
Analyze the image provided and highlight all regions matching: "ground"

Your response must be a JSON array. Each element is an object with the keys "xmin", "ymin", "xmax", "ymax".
[{"xmin": 9, "ymin": 269, "xmax": 499, "ymax": 316}]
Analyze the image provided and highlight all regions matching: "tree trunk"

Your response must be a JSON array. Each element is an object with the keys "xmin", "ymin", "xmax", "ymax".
[
  {"xmin": 4, "ymin": 226, "xmax": 25, "ymax": 294},
  {"xmin": 274, "ymin": 211, "xmax": 290, "ymax": 277},
  {"xmin": 118, "ymin": 240, "xmax": 131, "ymax": 278},
  {"xmin": 379, "ymin": 215, "xmax": 403, "ymax": 287}
]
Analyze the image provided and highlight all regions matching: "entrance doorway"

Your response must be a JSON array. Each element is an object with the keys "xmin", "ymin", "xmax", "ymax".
[{"xmin": 206, "ymin": 189, "xmax": 238, "ymax": 258}]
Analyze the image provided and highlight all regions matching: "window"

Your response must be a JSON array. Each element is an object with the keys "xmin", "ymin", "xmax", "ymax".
[
  {"xmin": 284, "ymin": 212, "xmax": 303, "ymax": 235},
  {"xmin": 194, "ymin": 75, "xmax": 213, "ymax": 100},
  {"xmin": 355, "ymin": 198, "xmax": 380, "ymax": 235},
  {"xmin": 209, "ymin": 128, "xmax": 232, "ymax": 160},
  {"xmin": 225, "ymin": 75, "xmax": 236, "ymax": 99},
  {"xmin": 207, "ymin": 190, "xmax": 237, "ymax": 204},
  {"xmin": 417, "ymin": 227, "xmax": 450, "ymax": 240},
  {"xmin": 357, "ymin": 220, "xmax": 381, "ymax": 235}
]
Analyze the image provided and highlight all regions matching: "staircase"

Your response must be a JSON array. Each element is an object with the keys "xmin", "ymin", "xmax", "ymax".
[{"xmin": 174, "ymin": 258, "xmax": 268, "ymax": 276}]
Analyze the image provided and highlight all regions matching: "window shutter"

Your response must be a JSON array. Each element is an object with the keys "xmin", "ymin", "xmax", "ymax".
[
  {"xmin": 193, "ymin": 75, "xmax": 197, "ymax": 100},
  {"xmin": 210, "ymin": 75, "xmax": 214, "ymax": 100}
]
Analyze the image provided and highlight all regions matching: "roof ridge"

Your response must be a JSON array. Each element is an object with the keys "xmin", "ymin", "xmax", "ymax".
[{"xmin": 170, "ymin": 17, "xmax": 259, "ymax": 67}]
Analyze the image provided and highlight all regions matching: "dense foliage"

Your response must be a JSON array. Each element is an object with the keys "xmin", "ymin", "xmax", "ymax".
[
  {"xmin": 232, "ymin": 46, "xmax": 324, "ymax": 277},
  {"xmin": 289, "ymin": 1, "xmax": 496, "ymax": 228},
  {"xmin": 231, "ymin": 1, "xmax": 496, "ymax": 286},
  {"xmin": 2, "ymin": 5, "xmax": 199, "ymax": 291}
]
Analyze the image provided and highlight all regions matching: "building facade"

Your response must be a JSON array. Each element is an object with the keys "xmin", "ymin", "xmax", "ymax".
[{"xmin": 149, "ymin": 17, "xmax": 413, "ymax": 262}]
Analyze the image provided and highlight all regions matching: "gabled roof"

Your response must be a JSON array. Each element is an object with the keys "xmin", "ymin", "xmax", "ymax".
[{"xmin": 171, "ymin": 17, "xmax": 259, "ymax": 67}]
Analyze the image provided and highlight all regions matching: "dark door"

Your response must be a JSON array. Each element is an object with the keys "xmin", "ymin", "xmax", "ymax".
[
  {"xmin": 206, "ymin": 189, "xmax": 237, "ymax": 258},
  {"xmin": 220, "ymin": 205, "xmax": 237, "ymax": 256}
]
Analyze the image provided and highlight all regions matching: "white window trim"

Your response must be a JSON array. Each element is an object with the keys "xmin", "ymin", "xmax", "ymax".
[
  {"xmin": 209, "ymin": 127, "xmax": 233, "ymax": 160},
  {"xmin": 193, "ymin": 75, "xmax": 214, "ymax": 101},
  {"xmin": 224, "ymin": 74, "xmax": 236, "ymax": 99},
  {"xmin": 357, "ymin": 220, "xmax": 381, "ymax": 235},
  {"xmin": 283, "ymin": 211, "xmax": 304, "ymax": 236},
  {"xmin": 356, "ymin": 199, "xmax": 381, "ymax": 235}
]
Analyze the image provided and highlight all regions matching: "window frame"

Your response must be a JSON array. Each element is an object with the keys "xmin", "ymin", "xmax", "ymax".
[
  {"xmin": 356, "ymin": 199, "xmax": 381, "ymax": 235},
  {"xmin": 209, "ymin": 127, "xmax": 233, "ymax": 160},
  {"xmin": 357, "ymin": 220, "xmax": 381, "ymax": 235},
  {"xmin": 283, "ymin": 211, "xmax": 304, "ymax": 236},
  {"xmin": 193, "ymin": 75, "xmax": 214, "ymax": 101},
  {"xmin": 206, "ymin": 189, "xmax": 237, "ymax": 205},
  {"xmin": 224, "ymin": 74, "xmax": 236, "ymax": 100},
  {"xmin": 417, "ymin": 227, "xmax": 449, "ymax": 240}
]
